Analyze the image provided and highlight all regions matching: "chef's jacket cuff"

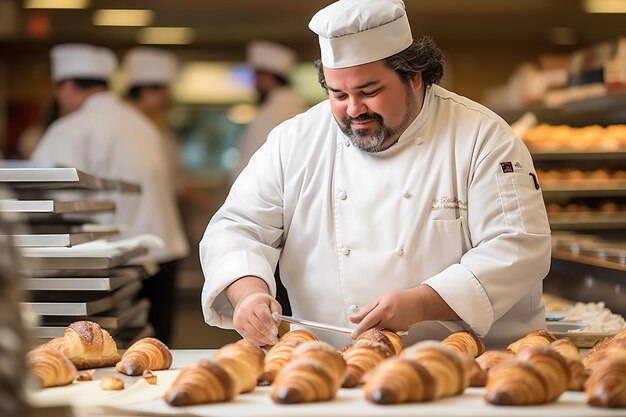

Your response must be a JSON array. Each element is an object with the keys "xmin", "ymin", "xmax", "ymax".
[
  {"xmin": 423, "ymin": 263, "xmax": 494, "ymax": 337},
  {"xmin": 201, "ymin": 250, "xmax": 277, "ymax": 328}
]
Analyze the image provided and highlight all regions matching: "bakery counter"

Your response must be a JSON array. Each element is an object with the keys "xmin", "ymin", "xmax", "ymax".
[{"xmin": 29, "ymin": 349, "xmax": 625, "ymax": 417}]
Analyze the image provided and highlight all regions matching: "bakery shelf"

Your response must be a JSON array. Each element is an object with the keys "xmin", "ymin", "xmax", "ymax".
[
  {"xmin": 0, "ymin": 167, "xmax": 140, "ymax": 192},
  {"xmin": 20, "ymin": 245, "xmax": 148, "ymax": 270},
  {"xmin": 10, "ymin": 231, "xmax": 119, "ymax": 247},
  {"xmin": 0, "ymin": 199, "xmax": 114, "ymax": 214},
  {"xmin": 548, "ymin": 212, "xmax": 626, "ymax": 230},
  {"xmin": 23, "ymin": 269, "xmax": 141, "ymax": 291}
]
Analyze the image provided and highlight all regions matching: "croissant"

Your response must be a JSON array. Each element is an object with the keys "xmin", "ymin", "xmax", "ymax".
[
  {"xmin": 213, "ymin": 339, "xmax": 265, "ymax": 393},
  {"xmin": 567, "ymin": 359, "xmax": 589, "ymax": 391},
  {"xmin": 271, "ymin": 341, "xmax": 346, "ymax": 404},
  {"xmin": 585, "ymin": 349, "xmax": 626, "ymax": 408},
  {"xmin": 550, "ymin": 338, "xmax": 580, "ymax": 362},
  {"xmin": 476, "ymin": 350, "xmax": 514, "ymax": 374},
  {"xmin": 364, "ymin": 357, "xmax": 436, "ymax": 404},
  {"xmin": 442, "ymin": 331, "xmax": 485, "ymax": 358},
  {"xmin": 506, "ymin": 329, "xmax": 555, "ymax": 354},
  {"xmin": 115, "ymin": 337, "xmax": 172, "ymax": 376},
  {"xmin": 27, "ymin": 346, "xmax": 77, "ymax": 388},
  {"xmin": 164, "ymin": 359, "xmax": 236, "ymax": 406},
  {"xmin": 401, "ymin": 341, "xmax": 466, "ymax": 399},
  {"xmin": 342, "ymin": 340, "xmax": 392, "ymax": 388},
  {"xmin": 484, "ymin": 360, "xmax": 548, "ymax": 405},
  {"xmin": 258, "ymin": 329, "xmax": 318, "ymax": 385},
  {"xmin": 458, "ymin": 353, "xmax": 488, "ymax": 387},
  {"xmin": 357, "ymin": 328, "xmax": 402, "ymax": 355},
  {"xmin": 583, "ymin": 335, "xmax": 626, "ymax": 370},
  {"xmin": 516, "ymin": 346, "xmax": 570, "ymax": 402},
  {"xmin": 46, "ymin": 320, "xmax": 121, "ymax": 369}
]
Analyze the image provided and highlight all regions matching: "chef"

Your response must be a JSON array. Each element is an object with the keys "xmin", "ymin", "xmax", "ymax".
[
  {"xmin": 230, "ymin": 40, "xmax": 308, "ymax": 182},
  {"xmin": 200, "ymin": 0, "xmax": 551, "ymax": 349},
  {"xmin": 31, "ymin": 44, "xmax": 189, "ymax": 345}
]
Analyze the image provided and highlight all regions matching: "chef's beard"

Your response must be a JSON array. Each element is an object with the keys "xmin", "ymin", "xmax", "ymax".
[{"xmin": 338, "ymin": 90, "xmax": 417, "ymax": 153}]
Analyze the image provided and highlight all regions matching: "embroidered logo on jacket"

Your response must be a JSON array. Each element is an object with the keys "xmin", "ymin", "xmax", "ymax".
[
  {"xmin": 432, "ymin": 196, "xmax": 467, "ymax": 211},
  {"xmin": 500, "ymin": 162, "xmax": 514, "ymax": 173}
]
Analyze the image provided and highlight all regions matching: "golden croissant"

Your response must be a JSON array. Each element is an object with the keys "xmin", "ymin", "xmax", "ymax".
[
  {"xmin": 550, "ymin": 338, "xmax": 579, "ymax": 362},
  {"xmin": 116, "ymin": 337, "xmax": 172, "ymax": 376},
  {"xmin": 506, "ymin": 329, "xmax": 555, "ymax": 354},
  {"xmin": 164, "ymin": 359, "xmax": 236, "ymax": 406},
  {"xmin": 213, "ymin": 339, "xmax": 264, "ymax": 393},
  {"xmin": 516, "ymin": 346, "xmax": 570, "ymax": 402},
  {"xmin": 476, "ymin": 350, "xmax": 514, "ymax": 374},
  {"xmin": 567, "ymin": 359, "xmax": 589, "ymax": 391},
  {"xmin": 342, "ymin": 339, "xmax": 392, "ymax": 388},
  {"xmin": 271, "ymin": 341, "xmax": 346, "ymax": 404},
  {"xmin": 356, "ymin": 328, "xmax": 402, "ymax": 355},
  {"xmin": 458, "ymin": 353, "xmax": 487, "ymax": 387},
  {"xmin": 585, "ymin": 348, "xmax": 626, "ymax": 408},
  {"xmin": 46, "ymin": 320, "xmax": 121, "ymax": 369},
  {"xmin": 442, "ymin": 331, "xmax": 485, "ymax": 358},
  {"xmin": 258, "ymin": 329, "xmax": 317, "ymax": 386},
  {"xmin": 485, "ymin": 360, "xmax": 548, "ymax": 405},
  {"xmin": 364, "ymin": 356, "xmax": 435, "ymax": 404},
  {"xmin": 401, "ymin": 341, "xmax": 466, "ymax": 399},
  {"xmin": 583, "ymin": 335, "xmax": 626, "ymax": 370},
  {"xmin": 27, "ymin": 346, "xmax": 77, "ymax": 388}
]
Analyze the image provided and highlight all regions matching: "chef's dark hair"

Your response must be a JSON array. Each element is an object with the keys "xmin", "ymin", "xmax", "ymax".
[
  {"xmin": 127, "ymin": 84, "xmax": 166, "ymax": 100},
  {"xmin": 56, "ymin": 78, "xmax": 108, "ymax": 89},
  {"xmin": 315, "ymin": 35, "xmax": 444, "ymax": 91}
]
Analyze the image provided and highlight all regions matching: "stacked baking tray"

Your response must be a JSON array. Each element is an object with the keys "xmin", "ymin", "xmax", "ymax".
[{"xmin": 0, "ymin": 165, "xmax": 153, "ymax": 347}]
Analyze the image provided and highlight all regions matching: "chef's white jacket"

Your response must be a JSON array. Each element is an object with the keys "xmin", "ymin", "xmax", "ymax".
[
  {"xmin": 231, "ymin": 85, "xmax": 308, "ymax": 182},
  {"xmin": 201, "ymin": 84, "xmax": 551, "ymax": 349},
  {"xmin": 32, "ymin": 92, "xmax": 189, "ymax": 264}
]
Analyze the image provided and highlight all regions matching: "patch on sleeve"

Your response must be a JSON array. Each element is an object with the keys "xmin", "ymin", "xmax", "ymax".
[{"xmin": 499, "ymin": 161, "xmax": 514, "ymax": 173}]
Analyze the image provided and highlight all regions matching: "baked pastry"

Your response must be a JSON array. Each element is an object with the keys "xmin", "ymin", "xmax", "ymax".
[
  {"xmin": 458, "ymin": 353, "xmax": 488, "ymax": 387},
  {"xmin": 550, "ymin": 338, "xmax": 579, "ymax": 361},
  {"xmin": 567, "ymin": 359, "xmax": 589, "ymax": 391},
  {"xmin": 441, "ymin": 331, "xmax": 485, "ymax": 358},
  {"xmin": 213, "ymin": 339, "xmax": 265, "ymax": 393},
  {"xmin": 76, "ymin": 369, "xmax": 94, "ymax": 382},
  {"xmin": 485, "ymin": 360, "xmax": 548, "ymax": 405},
  {"xmin": 100, "ymin": 376, "xmax": 124, "ymax": 391},
  {"xmin": 164, "ymin": 359, "xmax": 236, "ymax": 406},
  {"xmin": 401, "ymin": 341, "xmax": 466, "ymax": 398},
  {"xmin": 585, "ymin": 349, "xmax": 626, "ymax": 408},
  {"xmin": 257, "ymin": 329, "xmax": 317, "ymax": 385},
  {"xmin": 476, "ymin": 350, "xmax": 514, "ymax": 374},
  {"xmin": 46, "ymin": 321, "xmax": 121, "ymax": 369},
  {"xmin": 506, "ymin": 329, "xmax": 555, "ymax": 354},
  {"xmin": 583, "ymin": 336, "xmax": 616, "ymax": 370},
  {"xmin": 27, "ymin": 346, "xmax": 77, "ymax": 388},
  {"xmin": 364, "ymin": 357, "xmax": 435, "ymax": 404},
  {"xmin": 115, "ymin": 337, "xmax": 172, "ymax": 376},
  {"xmin": 341, "ymin": 339, "xmax": 392, "ymax": 388},
  {"xmin": 271, "ymin": 341, "xmax": 346, "ymax": 404},
  {"xmin": 143, "ymin": 370, "xmax": 157, "ymax": 385},
  {"xmin": 356, "ymin": 328, "xmax": 402, "ymax": 355},
  {"xmin": 517, "ymin": 346, "xmax": 570, "ymax": 402}
]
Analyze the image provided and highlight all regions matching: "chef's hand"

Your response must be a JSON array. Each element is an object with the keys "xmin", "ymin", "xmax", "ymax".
[
  {"xmin": 349, "ymin": 287, "xmax": 423, "ymax": 338},
  {"xmin": 349, "ymin": 284, "xmax": 460, "ymax": 339},
  {"xmin": 226, "ymin": 276, "xmax": 282, "ymax": 347}
]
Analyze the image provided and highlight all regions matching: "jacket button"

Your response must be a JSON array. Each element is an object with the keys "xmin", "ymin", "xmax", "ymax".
[
  {"xmin": 415, "ymin": 137, "xmax": 424, "ymax": 145},
  {"xmin": 396, "ymin": 248, "xmax": 404, "ymax": 256},
  {"xmin": 342, "ymin": 247, "xmax": 351, "ymax": 256},
  {"xmin": 403, "ymin": 192, "xmax": 411, "ymax": 199},
  {"xmin": 345, "ymin": 141, "xmax": 351, "ymax": 147},
  {"xmin": 348, "ymin": 305, "xmax": 359, "ymax": 313},
  {"xmin": 338, "ymin": 191, "xmax": 348, "ymax": 200}
]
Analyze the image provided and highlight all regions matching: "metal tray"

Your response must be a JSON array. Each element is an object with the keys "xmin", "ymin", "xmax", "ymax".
[
  {"xmin": 23, "ymin": 269, "xmax": 142, "ymax": 291},
  {"xmin": 0, "ymin": 199, "xmax": 114, "ymax": 214},
  {"xmin": 10, "ymin": 231, "xmax": 119, "ymax": 247},
  {"xmin": 20, "ymin": 245, "xmax": 148, "ymax": 270},
  {"xmin": 21, "ymin": 280, "xmax": 141, "ymax": 316},
  {"xmin": 0, "ymin": 167, "xmax": 140, "ymax": 192}
]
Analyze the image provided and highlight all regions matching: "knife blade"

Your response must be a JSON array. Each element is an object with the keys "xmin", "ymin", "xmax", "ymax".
[{"xmin": 273, "ymin": 313, "xmax": 408, "ymax": 336}]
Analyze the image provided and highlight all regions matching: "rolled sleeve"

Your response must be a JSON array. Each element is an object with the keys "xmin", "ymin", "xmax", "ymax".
[
  {"xmin": 424, "ymin": 263, "xmax": 494, "ymax": 337},
  {"xmin": 200, "ymin": 249, "xmax": 277, "ymax": 328}
]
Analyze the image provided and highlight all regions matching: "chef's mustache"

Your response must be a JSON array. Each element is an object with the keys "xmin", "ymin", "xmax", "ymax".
[{"xmin": 343, "ymin": 112, "xmax": 383, "ymax": 127}]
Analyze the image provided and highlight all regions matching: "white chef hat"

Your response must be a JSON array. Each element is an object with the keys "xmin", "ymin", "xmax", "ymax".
[
  {"xmin": 246, "ymin": 40, "xmax": 297, "ymax": 78},
  {"xmin": 50, "ymin": 43, "xmax": 117, "ymax": 82},
  {"xmin": 123, "ymin": 47, "xmax": 178, "ymax": 86},
  {"xmin": 308, "ymin": 0, "xmax": 413, "ymax": 69}
]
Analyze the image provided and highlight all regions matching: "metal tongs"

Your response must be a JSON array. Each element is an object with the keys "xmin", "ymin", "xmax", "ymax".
[{"xmin": 273, "ymin": 313, "xmax": 408, "ymax": 336}]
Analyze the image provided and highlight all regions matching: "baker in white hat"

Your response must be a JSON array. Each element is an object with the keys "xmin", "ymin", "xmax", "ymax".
[
  {"xmin": 200, "ymin": 0, "xmax": 550, "ymax": 350},
  {"xmin": 230, "ymin": 40, "xmax": 308, "ymax": 182},
  {"xmin": 32, "ymin": 44, "xmax": 189, "ymax": 345}
]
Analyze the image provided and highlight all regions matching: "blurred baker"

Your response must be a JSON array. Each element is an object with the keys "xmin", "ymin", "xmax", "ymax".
[
  {"xmin": 200, "ymin": 0, "xmax": 551, "ymax": 349},
  {"xmin": 31, "ymin": 43, "xmax": 189, "ymax": 345},
  {"xmin": 230, "ymin": 40, "xmax": 308, "ymax": 182}
]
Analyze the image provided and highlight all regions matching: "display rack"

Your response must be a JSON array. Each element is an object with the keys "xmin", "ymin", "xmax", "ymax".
[{"xmin": 0, "ymin": 164, "xmax": 153, "ymax": 347}]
